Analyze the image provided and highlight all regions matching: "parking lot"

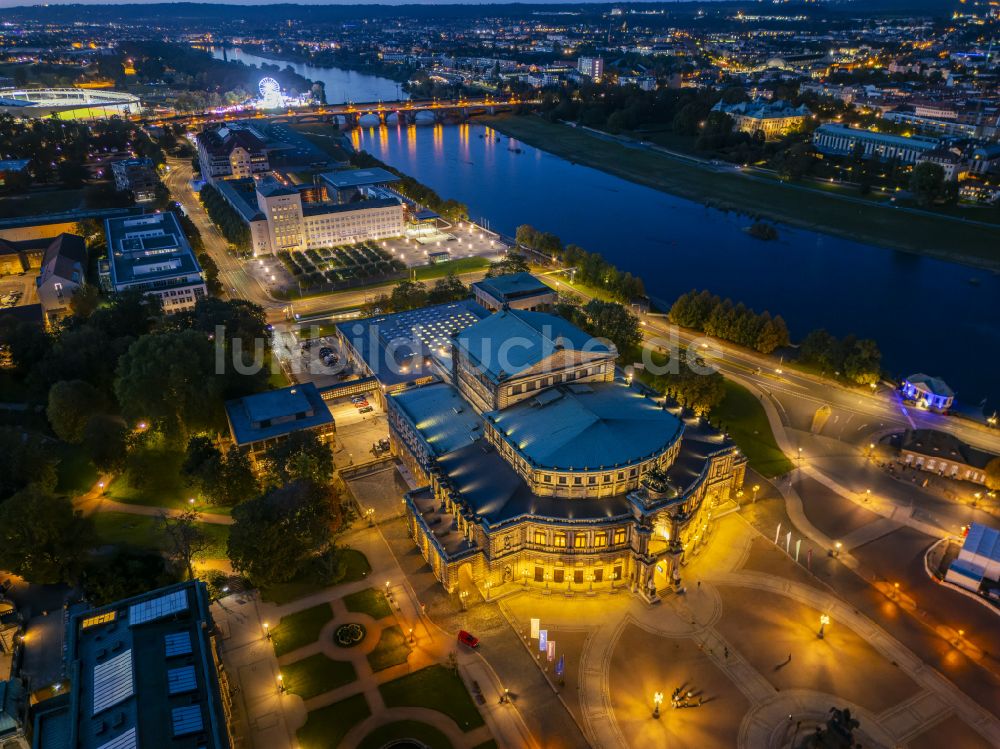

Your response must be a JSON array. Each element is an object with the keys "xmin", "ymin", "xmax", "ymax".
[
  {"xmin": 0, "ymin": 274, "xmax": 38, "ymax": 309},
  {"xmin": 287, "ymin": 334, "xmax": 357, "ymax": 389}
]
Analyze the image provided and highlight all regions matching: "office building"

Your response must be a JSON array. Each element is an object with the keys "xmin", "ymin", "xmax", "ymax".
[
  {"xmin": 196, "ymin": 125, "xmax": 270, "ymax": 183},
  {"xmin": 103, "ymin": 212, "xmax": 207, "ymax": 313},
  {"xmin": 577, "ymin": 57, "xmax": 605, "ymax": 81},
  {"xmin": 812, "ymin": 124, "xmax": 939, "ymax": 164}
]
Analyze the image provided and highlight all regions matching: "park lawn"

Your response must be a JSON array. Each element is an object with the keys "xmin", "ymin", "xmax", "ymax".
[
  {"xmin": 271, "ymin": 603, "xmax": 334, "ymax": 657},
  {"xmin": 297, "ymin": 693, "xmax": 371, "ymax": 749},
  {"xmin": 714, "ymin": 380, "xmax": 794, "ymax": 478},
  {"xmin": 366, "ymin": 625, "xmax": 412, "ymax": 672},
  {"xmin": 107, "ymin": 446, "xmax": 201, "ymax": 511},
  {"xmin": 379, "ymin": 665, "xmax": 485, "ymax": 732},
  {"xmin": 282, "ymin": 653, "xmax": 357, "ymax": 700},
  {"xmin": 483, "ymin": 115, "xmax": 1000, "ymax": 269},
  {"xmin": 413, "ymin": 256, "xmax": 490, "ymax": 281},
  {"xmin": 260, "ymin": 549, "xmax": 372, "ymax": 605},
  {"xmin": 357, "ymin": 720, "xmax": 455, "ymax": 749},
  {"xmin": 92, "ymin": 511, "xmax": 230, "ymax": 560},
  {"xmin": 343, "ymin": 588, "xmax": 392, "ymax": 620}
]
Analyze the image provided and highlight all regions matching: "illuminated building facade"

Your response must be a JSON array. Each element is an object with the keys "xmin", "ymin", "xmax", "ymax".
[{"xmin": 384, "ymin": 304, "xmax": 746, "ymax": 601}]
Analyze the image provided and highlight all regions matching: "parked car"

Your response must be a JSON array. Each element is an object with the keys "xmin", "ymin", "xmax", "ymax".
[
  {"xmin": 359, "ymin": 406, "xmax": 374, "ymax": 414},
  {"xmin": 457, "ymin": 630, "xmax": 479, "ymax": 649}
]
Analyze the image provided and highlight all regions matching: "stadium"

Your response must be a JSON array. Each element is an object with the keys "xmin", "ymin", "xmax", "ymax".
[{"xmin": 0, "ymin": 87, "xmax": 142, "ymax": 120}]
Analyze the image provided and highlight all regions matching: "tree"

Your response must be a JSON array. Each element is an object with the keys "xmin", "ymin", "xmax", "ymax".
[
  {"xmin": 159, "ymin": 509, "xmax": 209, "ymax": 580},
  {"xmin": 388, "ymin": 280, "xmax": 428, "ymax": 312},
  {"xmin": 182, "ymin": 437, "xmax": 258, "ymax": 506},
  {"xmin": 909, "ymin": 161, "xmax": 946, "ymax": 207},
  {"xmin": 81, "ymin": 414, "xmax": 130, "ymax": 473},
  {"xmin": 0, "ymin": 487, "xmax": 93, "ymax": 584},
  {"xmin": 427, "ymin": 273, "xmax": 468, "ymax": 305},
  {"xmin": 0, "ymin": 427, "xmax": 58, "ymax": 499},
  {"xmin": 582, "ymin": 299, "xmax": 642, "ymax": 354},
  {"xmin": 486, "ymin": 252, "xmax": 530, "ymax": 278},
  {"xmin": 842, "ymin": 338, "xmax": 881, "ymax": 385},
  {"xmin": 985, "ymin": 457, "xmax": 1000, "ymax": 492},
  {"xmin": 227, "ymin": 480, "xmax": 336, "ymax": 587},
  {"xmin": 800, "ymin": 329, "xmax": 837, "ymax": 370},
  {"xmin": 69, "ymin": 285, "xmax": 101, "ymax": 319},
  {"xmin": 114, "ymin": 329, "xmax": 224, "ymax": 440},
  {"xmin": 47, "ymin": 379, "xmax": 107, "ymax": 444},
  {"xmin": 82, "ymin": 550, "xmax": 176, "ymax": 606},
  {"xmin": 657, "ymin": 368, "xmax": 726, "ymax": 416},
  {"xmin": 214, "ymin": 447, "xmax": 259, "ymax": 507},
  {"xmin": 182, "ymin": 435, "xmax": 223, "ymax": 495},
  {"xmin": 263, "ymin": 431, "xmax": 334, "ymax": 487},
  {"xmin": 754, "ymin": 314, "xmax": 790, "ymax": 354}
]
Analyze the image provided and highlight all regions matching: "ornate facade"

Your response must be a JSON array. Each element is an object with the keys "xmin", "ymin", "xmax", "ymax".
[{"xmin": 385, "ymin": 306, "xmax": 747, "ymax": 602}]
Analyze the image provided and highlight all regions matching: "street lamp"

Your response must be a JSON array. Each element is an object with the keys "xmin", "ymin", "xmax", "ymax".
[
  {"xmin": 652, "ymin": 691, "xmax": 663, "ymax": 719},
  {"xmin": 735, "ymin": 489, "xmax": 744, "ymax": 508},
  {"xmin": 833, "ymin": 541, "xmax": 842, "ymax": 557},
  {"xmin": 865, "ymin": 488, "xmax": 872, "ymax": 503},
  {"xmin": 277, "ymin": 673, "xmax": 285, "ymax": 693},
  {"xmin": 818, "ymin": 613, "xmax": 830, "ymax": 639},
  {"xmin": 752, "ymin": 484, "xmax": 760, "ymax": 503},
  {"xmin": 263, "ymin": 622, "xmax": 271, "ymax": 640},
  {"xmin": 408, "ymin": 627, "xmax": 415, "ymax": 644},
  {"xmin": 485, "ymin": 580, "xmax": 493, "ymax": 601}
]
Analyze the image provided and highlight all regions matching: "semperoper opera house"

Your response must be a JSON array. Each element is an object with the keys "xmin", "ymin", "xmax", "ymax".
[{"xmin": 352, "ymin": 286, "xmax": 747, "ymax": 601}]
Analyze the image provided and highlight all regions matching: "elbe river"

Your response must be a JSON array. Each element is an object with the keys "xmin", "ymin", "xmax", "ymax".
[{"xmin": 215, "ymin": 48, "xmax": 1000, "ymax": 411}]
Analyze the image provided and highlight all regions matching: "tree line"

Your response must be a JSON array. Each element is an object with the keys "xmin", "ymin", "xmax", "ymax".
[
  {"xmin": 514, "ymin": 225, "xmax": 646, "ymax": 303},
  {"xmin": 200, "ymin": 183, "xmax": 252, "ymax": 252},
  {"xmin": 668, "ymin": 289, "xmax": 791, "ymax": 355}
]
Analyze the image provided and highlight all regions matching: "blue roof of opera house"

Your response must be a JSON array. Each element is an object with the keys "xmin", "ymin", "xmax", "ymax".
[
  {"xmin": 391, "ymin": 382, "xmax": 483, "ymax": 456},
  {"xmin": 485, "ymin": 381, "xmax": 683, "ymax": 470},
  {"xmin": 453, "ymin": 308, "xmax": 615, "ymax": 383}
]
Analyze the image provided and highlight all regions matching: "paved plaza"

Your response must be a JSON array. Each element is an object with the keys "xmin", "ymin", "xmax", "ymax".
[{"xmin": 493, "ymin": 513, "xmax": 1000, "ymax": 749}]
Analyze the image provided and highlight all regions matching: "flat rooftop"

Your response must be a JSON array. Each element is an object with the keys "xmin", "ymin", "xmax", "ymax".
[
  {"xmin": 301, "ymin": 196, "xmax": 402, "ymax": 217},
  {"xmin": 338, "ymin": 299, "xmax": 488, "ymax": 388},
  {"xmin": 104, "ymin": 212, "xmax": 202, "ymax": 287},
  {"xmin": 226, "ymin": 382, "xmax": 333, "ymax": 446},
  {"xmin": 320, "ymin": 167, "xmax": 399, "ymax": 190},
  {"xmin": 472, "ymin": 272, "xmax": 555, "ymax": 301},
  {"xmin": 485, "ymin": 380, "xmax": 684, "ymax": 470},
  {"xmin": 39, "ymin": 581, "xmax": 230, "ymax": 749}
]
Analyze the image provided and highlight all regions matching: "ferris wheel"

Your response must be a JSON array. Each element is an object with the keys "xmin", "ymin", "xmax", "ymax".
[{"xmin": 258, "ymin": 77, "xmax": 282, "ymax": 107}]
